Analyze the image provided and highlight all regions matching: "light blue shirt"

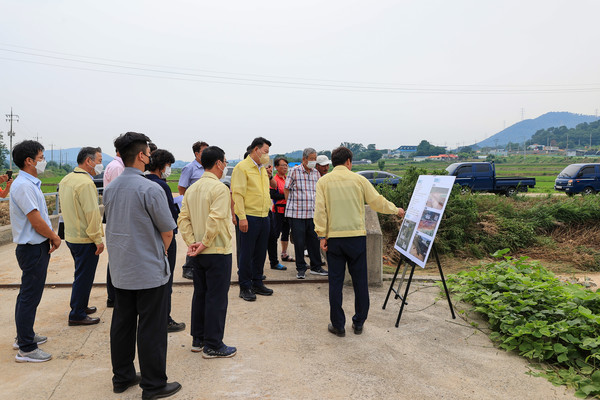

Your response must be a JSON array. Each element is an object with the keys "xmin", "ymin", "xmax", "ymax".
[
  {"xmin": 9, "ymin": 171, "xmax": 52, "ymax": 245},
  {"xmin": 178, "ymin": 159, "xmax": 204, "ymax": 188}
]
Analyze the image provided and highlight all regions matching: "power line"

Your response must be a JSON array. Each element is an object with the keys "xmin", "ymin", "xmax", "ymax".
[
  {"xmin": 2, "ymin": 45, "xmax": 600, "ymax": 94},
  {"xmin": 3, "ymin": 42, "xmax": 599, "ymax": 88}
]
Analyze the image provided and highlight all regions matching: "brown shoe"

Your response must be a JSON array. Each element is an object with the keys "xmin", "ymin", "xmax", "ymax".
[
  {"xmin": 85, "ymin": 306, "xmax": 97, "ymax": 314},
  {"xmin": 68, "ymin": 316, "xmax": 100, "ymax": 326}
]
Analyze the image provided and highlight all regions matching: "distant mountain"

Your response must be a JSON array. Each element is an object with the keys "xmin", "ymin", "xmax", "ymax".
[
  {"xmin": 477, "ymin": 112, "xmax": 600, "ymax": 148},
  {"xmin": 284, "ymin": 150, "xmax": 303, "ymax": 159}
]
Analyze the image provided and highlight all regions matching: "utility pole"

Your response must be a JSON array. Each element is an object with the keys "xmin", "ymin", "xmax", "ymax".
[
  {"xmin": 5, "ymin": 108, "xmax": 19, "ymax": 170},
  {"xmin": 34, "ymin": 133, "xmax": 42, "ymax": 142},
  {"xmin": 50, "ymin": 144, "xmax": 54, "ymax": 163},
  {"xmin": 521, "ymin": 108, "xmax": 525, "ymax": 121}
]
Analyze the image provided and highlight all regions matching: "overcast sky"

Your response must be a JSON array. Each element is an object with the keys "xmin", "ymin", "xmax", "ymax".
[{"xmin": 1, "ymin": 0, "xmax": 599, "ymax": 161}]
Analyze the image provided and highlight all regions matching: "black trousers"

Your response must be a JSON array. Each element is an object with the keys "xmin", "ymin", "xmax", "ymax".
[
  {"xmin": 15, "ymin": 240, "xmax": 50, "ymax": 352},
  {"xmin": 267, "ymin": 211, "xmax": 290, "ymax": 267},
  {"xmin": 67, "ymin": 242, "xmax": 99, "ymax": 321},
  {"xmin": 190, "ymin": 253, "xmax": 232, "ymax": 351},
  {"xmin": 166, "ymin": 237, "xmax": 177, "ymax": 322},
  {"xmin": 111, "ymin": 283, "xmax": 169, "ymax": 392},
  {"xmin": 327, "ymin": 236, "xmax": 369, "ymax": 329},
  {"xmin": 289, "ymin": 218, "xmax": 321, "ymax": 272}
]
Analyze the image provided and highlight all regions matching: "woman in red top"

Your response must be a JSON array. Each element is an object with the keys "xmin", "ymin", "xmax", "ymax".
[{"xmin": 267, "ymin": 157, "xmax": 293, "ymax": 270}]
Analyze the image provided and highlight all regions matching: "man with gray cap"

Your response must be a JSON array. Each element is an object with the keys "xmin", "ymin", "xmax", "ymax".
[{"xmin": 315, "ymin": 154, "xmax": 331, "ymax": 177}]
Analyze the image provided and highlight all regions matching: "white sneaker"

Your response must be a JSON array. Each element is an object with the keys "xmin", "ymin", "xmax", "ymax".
[
  {"xmin": 13, "ymin": 334, "xmax": 48, "ymax": 350},
  {"xmin": 15, "ymin": 348, "xmax": 52, "ymax": 363}
]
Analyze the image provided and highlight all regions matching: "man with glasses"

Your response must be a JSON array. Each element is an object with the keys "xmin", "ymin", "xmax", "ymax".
[
  {"xmin": 10, "ymin": 140, "xmax": 61, "ymax": 363},
  {"xmin": 104, "ymin": 132, "xmax": 181, "ymax": 399},
  {"xmin": 179, "ymin": 146, "xmax": 237, "ymax": 358},
  {"xmin": 231, "ymin": 137, "xmax": 274, "ymax": 301}
]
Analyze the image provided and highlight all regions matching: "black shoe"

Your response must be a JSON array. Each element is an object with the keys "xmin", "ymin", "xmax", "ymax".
[
  {"xmin": 113, "ymin": 372, "xmax": 142, "ymax": 393},
  {"xmin": 167, "ymin": 320, "xmax": 186, "ymax": 333},
  {"xmin": 68, "ymin": 316, "xmax": 100, "ymax": 326},
  {"xmin": 352, "ymin": 323, "xmax": 363, "ymax": 335},
  {"xmin": 106, "ymin": 299, "xmax": 114, "ymax": 308},
  {"xmin": 252, "ymin": 284, "xmax": 273, "ymax": 296},
  {"xmin": 182, "ymin": 268, "xmax": 193, "ymax": 280},
  {"xmin": 239, "ymin": 288, "xmax": 256, "ymax": 302},
  {"xmin": 328, "ymin": 323, "xmax": 345, "ymax": 337},
  {"xmin": 85, "ymin": 306, "xmax": 97, "ymax": 314},
  {"xmin": 142, "ymin": 382, "xmax": 182, "ymax": 400}
]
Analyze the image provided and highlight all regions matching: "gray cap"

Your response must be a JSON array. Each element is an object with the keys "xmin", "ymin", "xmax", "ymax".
[{"xmin": 316, "ymin": 155, "xmax": 332, "ymax": 165}]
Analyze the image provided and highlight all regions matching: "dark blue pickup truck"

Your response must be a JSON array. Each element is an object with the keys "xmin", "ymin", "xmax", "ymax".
[
  {"xmin": 554, "ymin": 163, "xmax": 600, "ymax": 196},
  {"xmin": 445, "ymin": 162, "xmax": 536, "ymax": 196}
]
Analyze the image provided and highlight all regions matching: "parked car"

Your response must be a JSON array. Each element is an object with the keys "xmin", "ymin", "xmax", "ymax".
[
  {"xmin": 357, "ymin": 170, "xmax": 401, "ymax": 187},
  {"xmin": 445, "ymin": 162, "xmax": 536, "ymax": 196},
  {"xmin": 220, "ymin": 166, "xmax": 233, "ymax": 188},
  {"xmin": 554, "ymin": 163, "xmax": 600, "ymax": 196}
]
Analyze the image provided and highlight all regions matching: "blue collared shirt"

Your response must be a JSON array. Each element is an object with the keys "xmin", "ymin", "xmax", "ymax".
[
  {"xmin": 9, "ymin": 171, "xmax": 52, "ymax": 245},
  {"xmin": 178, "ymin": 159, "xmax": 204, "ymax": 188}
]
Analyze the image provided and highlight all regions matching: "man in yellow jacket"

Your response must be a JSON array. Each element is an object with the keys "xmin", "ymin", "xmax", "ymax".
[
  {"xmin": 315, "ymin": 146, "xmax": 405, "ymax": 337},
  {"xmin": 58, "ymin": 147, "xmax": 104, "ymax": 326},
  {"xmin": 178, "ymin": 146, "xmax": 237, "ymax": 359},
  {"xmin": 230, "ymin": 137, "xmax": 274, "ymax": 301}
]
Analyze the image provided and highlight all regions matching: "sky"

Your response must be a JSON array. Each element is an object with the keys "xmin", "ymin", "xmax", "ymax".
[{"xmin": 1, "ymin": 0, "xmax": 599, "ymax": 162}]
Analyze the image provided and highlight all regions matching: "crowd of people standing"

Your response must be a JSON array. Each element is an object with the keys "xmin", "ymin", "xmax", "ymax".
[{"xmin": 6, "ymin": 134, "xmax": 404, "ymax": 399}]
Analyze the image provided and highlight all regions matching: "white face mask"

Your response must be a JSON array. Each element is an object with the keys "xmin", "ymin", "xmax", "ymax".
[
  {"xmin": 162, "ymin": 165, "xmax": 172, "ymax": 179},
  {"xmin": 94, "ymin": 163, "xmax": 104, "ymax": 175},
  {"xmin": 307, "ymin": 161, "xmax": 317, "ymax": 169},
  {"xmin": 35, "ymin": 160, "xmax": 47, "ymax": 174}
]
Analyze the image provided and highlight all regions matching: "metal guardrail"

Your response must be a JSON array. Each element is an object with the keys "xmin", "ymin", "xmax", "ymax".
[{"xmin": 0, "ymin": 189, "xmax": 102, "ymax": 216}]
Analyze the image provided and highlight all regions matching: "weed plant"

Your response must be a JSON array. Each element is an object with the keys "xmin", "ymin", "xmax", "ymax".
[{"xmin": 447, "ymin": 249, "xmax": 600, "ymax": 398}]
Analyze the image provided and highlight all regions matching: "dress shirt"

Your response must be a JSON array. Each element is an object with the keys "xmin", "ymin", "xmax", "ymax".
[
  {"xmin": 178, "ymin": 172, "xmax": 232, "ymax": 255},
  {"xmin": 146, "ymin": 174, "xmax": 179, "ymax": 234},
  {"xmin": 58, "ymin": 167, "xmax": 104, "ymax": 244},
  {"xmin": 314, "ymin": 165, "xmax": 399, "ymax": 239},
  {"xmin": 9, "ymin": 171, "xmax": 52, "ymax": 245},
  {"xmin": 103, "ymin": 156, "xmax": 124, "ymax": 186},
  {"xmin": 284, "ymin": 164, "xmax": 319, "ymax": 219},
  {"xmin": 178, "ymin": 159, "xmax": 205, "ymax": 188},
  {"xmin": 231, "ymin": 156, "xmax": 271, "ymax": 219},
  {"xmin": 104, "ymin": 168, "xmax": 177, "ymax": 290}
]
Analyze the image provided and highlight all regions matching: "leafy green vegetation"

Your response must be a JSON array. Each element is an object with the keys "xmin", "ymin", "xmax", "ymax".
[
  {"xmin": 377, "ymin": 166, "xmax": 600, "ymax": 270},
  {"xmin": 447, "ymin": 250, "xmax": 600, "ymax": 398},
  {"xmin": 528, "ymin": 120, "xmax": 600, "ymax": 149}
]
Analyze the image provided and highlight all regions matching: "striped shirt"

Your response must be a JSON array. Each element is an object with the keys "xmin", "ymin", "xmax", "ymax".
[{"xmin": 284, "ymin": 164, "xmax": 320, "ymax": 219}]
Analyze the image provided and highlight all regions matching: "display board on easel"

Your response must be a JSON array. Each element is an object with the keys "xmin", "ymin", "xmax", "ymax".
[
  {"xmin": 394, "ymin": 175, "xmax": 455, "ymax": 268},
  {"xmin": 383, "ymin": 175, "xmax": 456, "ymax": 327}
]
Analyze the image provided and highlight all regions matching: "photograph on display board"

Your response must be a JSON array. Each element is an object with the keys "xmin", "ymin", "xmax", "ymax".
[
  {"xmin": 425, "ymin": 186, "xmax": 450, "ymax": 210},
  {"xmin": 417, "ymin": 209, "xmax": 441, "ymax": 237},
  {"xmin": 409, "ymin": 233, "xmax": 431, "ymax": 262},
  {"xmin": 395, "ymin": 219, "xmax": 416, "ymax": 251}
]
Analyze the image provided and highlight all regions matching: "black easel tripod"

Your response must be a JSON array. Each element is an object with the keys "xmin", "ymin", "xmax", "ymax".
[{"xmin": 382, "ymin": 244, "xmax": 455, "ymax": 327}]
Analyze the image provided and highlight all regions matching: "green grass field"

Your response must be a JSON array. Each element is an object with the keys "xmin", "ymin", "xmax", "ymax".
[{"xmin": 29, "ymin": 154, "xmax": 600, "ymax": 195}]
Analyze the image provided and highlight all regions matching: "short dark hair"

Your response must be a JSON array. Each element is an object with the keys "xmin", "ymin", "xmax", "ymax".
[
  {"xmin": 331, "ymin": 146, "xmax": 353, "ymax": 167},
  {"xmin": 148, "ymin": 142, "xmax": 157, "ymax": 153},
  {"xmin": 13, "ymin": 140, "xmax": 45, "ymax": 169},
  {"xmin": 200, "ymin": 146, "xmax": 225, "ymax": 170},
  {"xmin": 192, "ymin": 141, "xmax": 209, "ymax": 154},
  {"xmin": 247, "ymin": 137, "xmax": 272, "ymax": 153},
  {"xmin": 114, "ymin": 132, "xmax": 151, "ymax": 167},
  {"xmin": 77, "ymin": 147, "xmax": 102, "ymax": 165},
  {"xmin": 274, "ymin": 157, "xmax": 288, "ymax": 167},
  {"xmin": 147, "ymin": 149, "xmax": 175, "ymax": 172}
]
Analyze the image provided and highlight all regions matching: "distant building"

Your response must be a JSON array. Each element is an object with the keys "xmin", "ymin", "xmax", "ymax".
[
  {"xmin": 427, "ymin": 154, "xmax": 458, "ymax": 161},
  {"xmin": 386, "ymin": 145, "xmax": 418, "ymax": 158}
]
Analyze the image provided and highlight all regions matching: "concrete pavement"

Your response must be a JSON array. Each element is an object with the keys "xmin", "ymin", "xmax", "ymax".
[{"xmin": 0, "ymin": 234, "xmax": 576, "ymax": 399}]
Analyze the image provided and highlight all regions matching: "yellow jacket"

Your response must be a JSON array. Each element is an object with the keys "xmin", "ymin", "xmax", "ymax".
[
  {"xmin": 58, "ymin": 167, "xmax": 104, "ymax": 244},
  {"xmin": 178, "ymin": 172, "xmax": 232, "ymax": 254},
  {"xmin": 315, "ymin": 165, "xmax": 399, "ymax": 238},
  {"xmin": 231, "ymin": 156, "xmax": 271, "ymax": 219}
]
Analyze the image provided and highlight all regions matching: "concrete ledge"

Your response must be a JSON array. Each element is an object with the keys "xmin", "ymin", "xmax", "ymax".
[
  {"xmin": 344, "ymin": 205, "xmax": 383, "ymax": 287},
  {"xmin": 0, "ymin": 204, "xmax": 104, "ymax": 246}
]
